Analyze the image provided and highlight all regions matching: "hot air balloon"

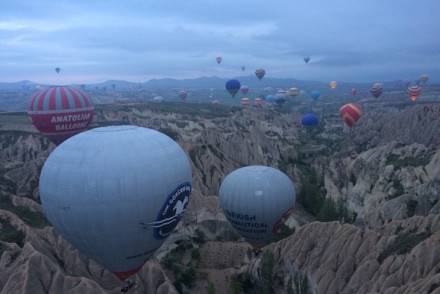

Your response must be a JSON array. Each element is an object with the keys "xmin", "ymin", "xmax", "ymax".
[
  {"xmin": 240, "ymin": 85, "xmax": 249, "ymax": 96},
  {"xmin": 420, "ymin": 74, "xmax": 429, "ymax": 84},
  {"xmin": 55, "ymin": 67, "xmax": 61, "ymax": 74},
  {"xmin": 266, "ymin": 94, "xmax": 275, "ymax": 104},
  {"xmin": 340, "ymin": 103, "xmax": 362, "ymax": 128},
  {"xmin": 255, "ymin": 68, "xmax": 265, "ymax": 80},
  {"xmin": 351, "ymin": 88, "xmax": 358, "ymax": 97},
  {"xmin": 274, "ymin": 92, "xmax": 287, "ymax": 107},
  {"xmin": 241, "ymin": 65, "xmax": 246, "ymax": 71},
  {"xmin": 302, "ymin": 113, "xmax": 319, "ymax": 126},
  {"xmin": 289, "ymin": 88, "xmax": 298, "ymax": 98},
  {"xmin": 153, "ymin": 96, "xmax": 164, "ymax": 102},
  {"xmin": 311, "ymin": 90, "xmax": 320, "ymax": 101},
  {"xmin": 178, "ymin": 90, "xmax": 188, "ymax": 102},
  {"xmin": 330, "ymin": 81, "xmax": 337, "ymax": 89},
  {"xmin": 219, "ymin": 165, "xmax": 296, "ymax": 249},
  {"xmin": 408, "ymin": 85, "xmax": 422, "ymax": 101},
  {"xmin": 304, "ymin": 56, "xmax": 310, "ymax": 64},
  {"xmin": 39, "ymin": 125, "xmax": 192, "ymax": 281},
  {"xmin": 241, "ymin": 97, "xmax": 250, "ymax": 106},
  {"xmin": 370, "ymin": 83, "xmax": 383, "ymax": 98},
  {"xmin": 28, "ymin": 86, "xmax": 94, "ymax": 146},
  {"xmin": 254, "ymin": 98, "xmax": 263, "ymax": 106},
  {"xmin": 216, "ymin": 56, "xmax": 222, "ymax": 64},
  {"xmin": 226, "ymin": 79, "xmax": 241, "ymax": 98}
]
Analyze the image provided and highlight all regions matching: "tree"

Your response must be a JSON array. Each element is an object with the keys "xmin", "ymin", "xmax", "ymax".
[{"xmin": 260, "ymin": 251, "xmax": 275, "ymax": 294}]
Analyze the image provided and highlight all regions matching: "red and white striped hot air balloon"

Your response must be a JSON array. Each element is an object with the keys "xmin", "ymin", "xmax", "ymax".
[
  {"xmin": 407, "ymin": 86, "xmax": 422, "ymax": 101},
  {"xmin": 340, "ymin": 103, "xmax": 362, "ymax": 128},
  {"xmin": 241, "ymin": 97, "xmax": 251, "ymax": 106},
  {"xmin": 28, "ymin": 86, "xmax": 94, "ymax": 145}
]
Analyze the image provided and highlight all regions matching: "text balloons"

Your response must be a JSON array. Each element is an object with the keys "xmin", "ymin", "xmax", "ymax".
[
  {"xmin": 340, "ymin": 103, "xmax": 362, "ymax": 128},
  {"xmin": 39, "ymin": 126, "xmax": 192, "ymax": 281},
  {"xmin": 28, "ymin": 86, "xmax": 94, "ymax": 145},
  {"xmin": 219, "ymin": 165, "xmax": 296, "ymax": 248}
]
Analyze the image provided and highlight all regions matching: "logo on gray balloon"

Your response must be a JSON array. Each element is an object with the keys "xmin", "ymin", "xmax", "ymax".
[{"xmin": 146, "ymin": 182, "xmax": 191, "ymax": 240}]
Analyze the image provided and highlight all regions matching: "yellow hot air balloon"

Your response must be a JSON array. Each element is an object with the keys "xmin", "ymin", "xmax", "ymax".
[
  {"xmin": 420, "ymin": 74, "xmax": 429, "ymax": 84},
  {"xmin": 330, "ymin": 81, "xmax": 337, "ymax": 89}
]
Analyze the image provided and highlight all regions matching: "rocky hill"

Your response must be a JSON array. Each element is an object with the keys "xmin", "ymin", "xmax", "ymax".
[{"xmin": 1, "ymin": 92, "xmax": 440, "ymax": 293}]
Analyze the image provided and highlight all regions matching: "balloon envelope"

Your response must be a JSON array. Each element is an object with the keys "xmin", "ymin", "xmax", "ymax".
[
  {"xmin": 255, "ymin": 68, "xmax": 265, "ymax": 80},
  {"xmin": 330, "ymin": 81, "xmax": 337, "ymax": 89},
  {"xmin": 340, "ymin": 103, "xmax": 362, "ymax": 128},
  {"xmin": 178, "ymin": 90, "xmax": 188, "ymax": 101},
  {"xmin": 304, "ymin": 56, "xmax": 310, "ymax": 64},
  {"xmin": 240, "ymin": 85, "xmax": 249, "ymax": 96},
  {"xmin": 241, "ymin": 97, "xmax": 250, "ymax": 106},
  {"xmin": 219, "ymin": 165, "xmax": 296, "ymax": 248},
  {"xmin": 311, "ymin": 90, "xmax": 320, "ymax": 101},
  {"xmin": 216, "ymin": 56, "xmax": 222, "ymax": 64},
  {"xmin": 408, "ymin": 85, "xmax": 422, "ymax": 101},
  {"xmin": 274, "ymin": 93, "xmax": 287, "ymax": 107},
  {"xmin": 370, "ymin": 83, "xmax": 383, "ymax": 98},
  {"xmin": 266, "ymin": 94, "xmax": 275, "ymax": 104},
  {"xmin": 39, "ymin": 126, "xmax": 192, "ymax": 281},
  {"xmin": 420, "ymin": 74, "xmax": 429, "ymax": 83},
  {"xmin": 254, "ymin": 98, "xmax": 263, "ymax": 106},
  {"xmin": 289, "ymin": 88, "xmax": 298, "ymax": 98},
  {"xmin": 351, "ymin": 88, "xmax": 358, "ymax": 96},
  {"xmin": 241, "ymin": 65, "xmax": 246, "ymax": 71},
  {"xmin": 226, "ymin": 79, "xmax": 241, "ymax": 98},
  {"xmin": 302, "ymin": 113, "xmax": 319, "ymax": 126},
  {"xmin": 28, "ymin": 86, "xmax": 94, "ymax": 145},
  {"xmin": 55, "ymin": 67, "xmax": 60, "ymax": 74}
]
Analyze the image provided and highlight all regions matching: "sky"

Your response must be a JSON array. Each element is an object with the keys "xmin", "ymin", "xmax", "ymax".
[{"xmin": 1, "ymin": 0, "xmax": 439, "ymax": 85}]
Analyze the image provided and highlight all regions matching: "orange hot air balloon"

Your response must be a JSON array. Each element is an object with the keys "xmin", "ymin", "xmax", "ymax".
[
  {"xmin": 340, "ymin": 103, "xmax": 362, "ymax": 128},
  {"xmin": 330, "ymin": 81, "xmax": 337, "ymax": 89},
  {"xmin": 407, "ymin": 86, "xmax": 422, "ymax": 101}
]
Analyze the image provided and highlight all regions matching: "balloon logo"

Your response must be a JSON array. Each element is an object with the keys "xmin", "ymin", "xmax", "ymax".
[
  {"xmin": 241, "ymin": 97, "xmax": 250, "ymax": 106},
  {"xmin": 216, "ymin": 56, "xmax": 222, "ymax": 64},
  {"xmin": 28, "ymin": 86, "xmax": 94, "ymax": 145},
  {"xmin": 178, "ymin": 90, "xmax": 188, "ymax": 102},
  {"xmin": 304, "ymin": 56, "xmax": 310, "ymax": 64},
  {"xmin": 340, "ymin": 103, "xmax": 362, "ymax": 128},
  {"xmin": 226, "ymin": 79, "xmax": 241, "ymax": 98},
  {"xmin": 311, "ymin": 90, "xmax": 320, "ymax": 101},
  {"xmin": 39, "ymin": 126, "xmax": 192, "ymax": 281},
  {"xmin": 408, "ymin": 86, "xmax": 422, "ymax": 101},
  {"xmin": 330, "ymin": 81, "xmax": 337, "ymax": 89},
  {"xmin": 370, "ymin": 83, "xmax": 383, "ymax": 98},
  {"xmin": 255, "ymin": 68, "xmax": 265, "ymax": 80},
  {"xmin": 55, "ymin": 67, "xmax": 60, "ymax": 74},
  {"xmin": 219, "ymin": 165, "xmax": 296, "ymax": 248},
  {"xmin": 240, "ymin": 85, "xmax": 249, "ymax": 96},
  {"xmin": 302, "ymin": 113, "xmax": 319, "ymax": 126}
]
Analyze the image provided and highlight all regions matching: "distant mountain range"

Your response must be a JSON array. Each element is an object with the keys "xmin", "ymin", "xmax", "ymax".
[{"xmin": 0, "ymin": 76, "xmax": 410, "ymax": 91}]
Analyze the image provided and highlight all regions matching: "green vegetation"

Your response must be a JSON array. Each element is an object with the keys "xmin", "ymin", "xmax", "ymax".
[
  {"xmin": 316, "ymin": 198, "xmax": 352, "ymax": 223},
  {"xmin": 229, "ymin": 279, "xmax": 243, "ymax": 294},
  {"xmin": 0, "ymin": 193, "xmax": 51, "ymax": 228},
  {"xmin": 387, "ymin": 178, "xmax": 405, "ymax": 200},
  {"xmin": 0, "ymin": 217, "xmax": 25, "ymax": 247},
  {"xmin": 285, "ymin": 272, "xmax": 309, "ymax": 294},
  {"xmin": 260, "ymin": 250, "xmax": 275, "ymax": 294},
  {"xmin": 378, "ymin": 232, "xmax": 430, "ymax": 263},
  {"xmin": 386, "ymin": 154, "xmax": 432, "ymax": 171},
  {"xmin": 207, "ymin": 282, "xmax": 216, "ymax": 294}
]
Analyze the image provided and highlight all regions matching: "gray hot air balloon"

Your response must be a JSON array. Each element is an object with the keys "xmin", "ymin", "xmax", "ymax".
[
  {"xmin": 219, "ymin": 165, "xmax": 296, "ymax": 249},
  {"xmin": 39, "ymin": 125, "xmax": 192, "ymax": 281}
]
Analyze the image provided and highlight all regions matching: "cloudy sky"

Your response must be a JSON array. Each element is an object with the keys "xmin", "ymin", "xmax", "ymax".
[{"xmin": 1, "ymin": 1, "xmax": 439, "ymax": 85}]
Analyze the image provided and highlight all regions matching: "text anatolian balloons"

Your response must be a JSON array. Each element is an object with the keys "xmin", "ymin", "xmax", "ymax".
[
  {"xmin": 28, "ymin": 86, "xmax": 94, "ymax": 145},
  {"xmin": 219, "ymin": 165, "xmax": 296, "ymax": 249},
  {"xmin": 39, "ymin": 126, "xmax": 192, "ymax": 281}
]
